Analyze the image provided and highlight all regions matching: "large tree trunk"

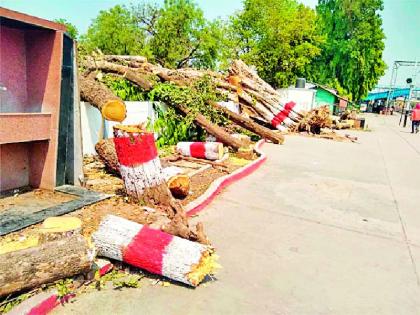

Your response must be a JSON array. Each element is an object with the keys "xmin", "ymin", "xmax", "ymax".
[
  {"xmin": 93, "ymin": 215, "xmax": 215, "ymax": 286},
  {"xmin": 208, "ymin": 101, "xmax": 285, "ymax": 144},
  {"xmin": 0, "ymin": 218, "xmax": 93, "ymax": 297},
  {"xmin": 113, "ymin": 125, "xmax": 172, "ymax": 207},
  {"xmin": 80, "ymin": 74, "xmax": 127, "ymax": 122}
]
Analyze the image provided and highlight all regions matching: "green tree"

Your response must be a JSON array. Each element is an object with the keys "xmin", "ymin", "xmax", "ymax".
[
  {"xmin": 227, "ymin": 0, "xmax": 324, "ymax": 88},
  {"xmin": 132, "ymin": 0, "xmax": 223, "ymax": 69},
  {"xmin": 54, "ymin": 18, "xmax": 78, "ymax": 40},
  {"xmin": 312, "ymin": 0, "xmax": 386, "ymax": 100},
  {"xmin": 80, "ymin": 5, "xmax": 150, "ymax": 56}
]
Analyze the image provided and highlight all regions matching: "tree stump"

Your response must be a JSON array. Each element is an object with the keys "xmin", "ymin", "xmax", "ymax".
[{"xmin": 113, "ymin": 125, "xmax": 173, "ymax": 207}]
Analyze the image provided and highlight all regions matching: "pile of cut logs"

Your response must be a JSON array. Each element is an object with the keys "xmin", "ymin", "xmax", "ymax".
[{"xmin": 80, "ymin": 55, "xmax": 316, "ymax": 149}]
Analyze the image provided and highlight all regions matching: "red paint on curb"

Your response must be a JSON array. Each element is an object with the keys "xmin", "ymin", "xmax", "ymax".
[
  {"xmin": 190, "ymin": 142, "xmax": 206, "ymax": 159},
  {"xmin": 123, "ymin": 225, "xmax": 173, "ymax": 275},
  {"xmin": 27, "ymin": 294, "xmax": 75, "ymax": 315},
  {"xmin": 186, "ymin": 140, "xmax": 267, "ymax": 217},
  {"xmin": 113, "ymin": 133, "xmax": 157, "ymax": 166}
]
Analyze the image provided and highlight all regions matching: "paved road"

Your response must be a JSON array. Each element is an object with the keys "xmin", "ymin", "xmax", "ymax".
[{"xmin": 55, "ymin": 114, "xmax": 420, "ymax": 315}]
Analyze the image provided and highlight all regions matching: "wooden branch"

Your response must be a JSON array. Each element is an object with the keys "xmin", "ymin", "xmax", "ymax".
[
  {"xmin": 164, "ymin": 154, "xmax": 228, "ymax": 168},
  {"xmin": 208, "ymin": 101, "xmax": 284, "ymax": 144},
  {"xmin": 84, "ymin": 59, "xmax": 153, "ymax": 91}
]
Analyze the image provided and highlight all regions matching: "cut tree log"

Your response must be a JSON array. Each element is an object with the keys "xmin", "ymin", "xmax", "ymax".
[
  {"xmin": 104, "ymin": 55, "xmax": 147, "ymax": 64},
  {"xmin": 80, "ymin": 74, "xmax": 127, "ymax": 122},
  {"xmin": 93, "ymin": 215, "xmax": 217, "ymax": 286},
  {"xmin": 0, "ymin": 217, "xmax": 93, "ymax": 297},
  {"xmin": 167, "ymin": 174, "xmax": 190, "ymax": 199},
  {"xmin": 208, "ymin": 101, "xmax": 284, "ymax": 144},
  {"xmin": 112, "ymin": 125, "xmax": 172, "ymax": 207},
  {"xmin": 95, "ymin": 138, "xmax": 120, "ymax": 174},
  {"xmin": 84, "ymin": 59, "xmax": 154, "ymax": 91},
  {"xmin": 175, "ymin": 104, "xmax": 243, "ymax": 150},
  {"xmin": 176, "ymin": 142, "xmax": 224, "ymax": 161},
  {"xmin": 38, "ymin": 216, "xmax": 82, "ymax": 243}
]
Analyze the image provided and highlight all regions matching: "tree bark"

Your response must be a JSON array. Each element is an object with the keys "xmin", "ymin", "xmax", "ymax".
[
  {"xmin": 112, "ymin": 126, "xmax": 173, "ymax": 207},
  {"xmin": 0, "ymin": 222, "xmax": 93, "ymax": 297},
  {"xmin": 79, "ymin": 74, "xmax": 126, "ymax": 122},
  {"xmin": 84, "ymin": 59, "xmax": 153, "ymax": 91},
  {"xmin": 208, "ymin": 101, "xmax": 284, "ymax": 144},
  {"xmin": 174, "ymin": 104, "xmax": 243, "ymax": 150},
  {"xmin": 95, "ymin": 138, "xmax": 120, "ymax": 174}
]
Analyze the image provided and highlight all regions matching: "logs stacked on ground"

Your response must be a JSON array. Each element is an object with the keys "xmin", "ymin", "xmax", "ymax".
[
  {"xmin": 93, "ymin": 215, "xmax": 217, "ymax": 286},
  {"xmin": 176, "ymin": 142, "xmax": 224, "ymax": 161},
  {"xmin": 82, "ymin": 55, "xmax": 285, "ymax": 145}
]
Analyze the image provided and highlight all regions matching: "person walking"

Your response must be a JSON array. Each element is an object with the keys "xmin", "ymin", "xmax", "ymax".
[{"xmin": 411, "ymin": 103, "xmax": 420, "ymax": 134}]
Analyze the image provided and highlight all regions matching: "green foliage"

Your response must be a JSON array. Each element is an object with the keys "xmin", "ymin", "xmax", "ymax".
[
  {"xmin": 54, "ymin": 18, "xmax": 79, "ymax": 40},
  {"xmin": 0, "ymin": 293, "xmax": 31, "ymax": 314},
  {"xmin": 153, "ymin": 106, "xmax": 198, "ymax": 147},
  {"xmin": 55, "ymin": 279, "xmax": 73, "ymax": 298},
  {"xmin": 149, "ymin": 76, "xmax": 227, "ymax": 147},
  {"xmin": 102, "ymin": 75, "xmax": 147, "ymax": 101},
  {"xmin": 132, "ymin": 0, "xmax": 223, "ymax": 69},
  {"xmin": 311, "ymin": 0, "xmax": 386, "ymax": 100},
  {"xmin": 80, "ymin": 5, "xmax": 151, "ymax": 56},
  {"xmin": 226, "ymin": 0, "xmax": 324, "ymax": 87},
  {"xmin": 113, "ymin": 275, "xmax": 142, "ymax": 289}
]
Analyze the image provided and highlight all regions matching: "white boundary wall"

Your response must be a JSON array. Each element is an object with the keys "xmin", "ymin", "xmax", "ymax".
[{"xmin": 277, "ymin": 88, "xmax": 316, "ymax": 112}]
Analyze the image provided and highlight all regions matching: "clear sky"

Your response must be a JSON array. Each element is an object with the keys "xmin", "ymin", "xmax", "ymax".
[{"xmin": 1, "ymin": 0, "xmax": 419, "ymax": 88}]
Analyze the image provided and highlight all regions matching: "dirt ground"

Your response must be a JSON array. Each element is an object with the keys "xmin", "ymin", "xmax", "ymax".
[{"xmin": 0, "ymin": 151, "xmax": 249, "ymax": 246}]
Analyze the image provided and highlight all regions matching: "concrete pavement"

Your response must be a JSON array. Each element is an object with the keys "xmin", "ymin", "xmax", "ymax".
[{"xmin": 54, "ymin": 114, "xmax": 420, "ymax": 315}]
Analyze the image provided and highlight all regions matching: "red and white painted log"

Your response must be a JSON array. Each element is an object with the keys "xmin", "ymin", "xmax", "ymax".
[
  {"xmin": 176, "ymin": 142, "xmax": 224, "ymax": 161},
  {"xmin": 113, "ymin": 128, "xmax": 165, "ymax": 200},
  {"xmin": 93, "ymin": 215, "xmax": 216, "ymax": 286},
  {"xmin": 270, "ymin": 101, "xmax": 297, "ymax": 130}
]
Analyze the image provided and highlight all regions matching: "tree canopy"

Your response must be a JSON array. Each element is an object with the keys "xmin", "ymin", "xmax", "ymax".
[
  {"xmin": 80, "ymin": 5, "xmax": 150, "ymax": 56},
  {"xmin": 227, "ymin": 0, "xmax": 324, "ymax": 88},
  {"xmin": 311, "ymin": 0, "xmax": 386, "ymax": 100},
  {"xmin": 78, "ymin": 0, "xmax": 386, "ymax": 100},
  {"xmin": 54, "ymin": 18, "xmax": 78, "ymax": 40}
]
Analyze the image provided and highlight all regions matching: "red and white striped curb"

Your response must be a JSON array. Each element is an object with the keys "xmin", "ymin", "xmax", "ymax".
[
  {"xmin": 176, "ymin": 142, "xmax": 223, "ymax": 160},
  {"xmin": 186, "ymin": 139, "xmax": 267, "ymax": 216}
]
